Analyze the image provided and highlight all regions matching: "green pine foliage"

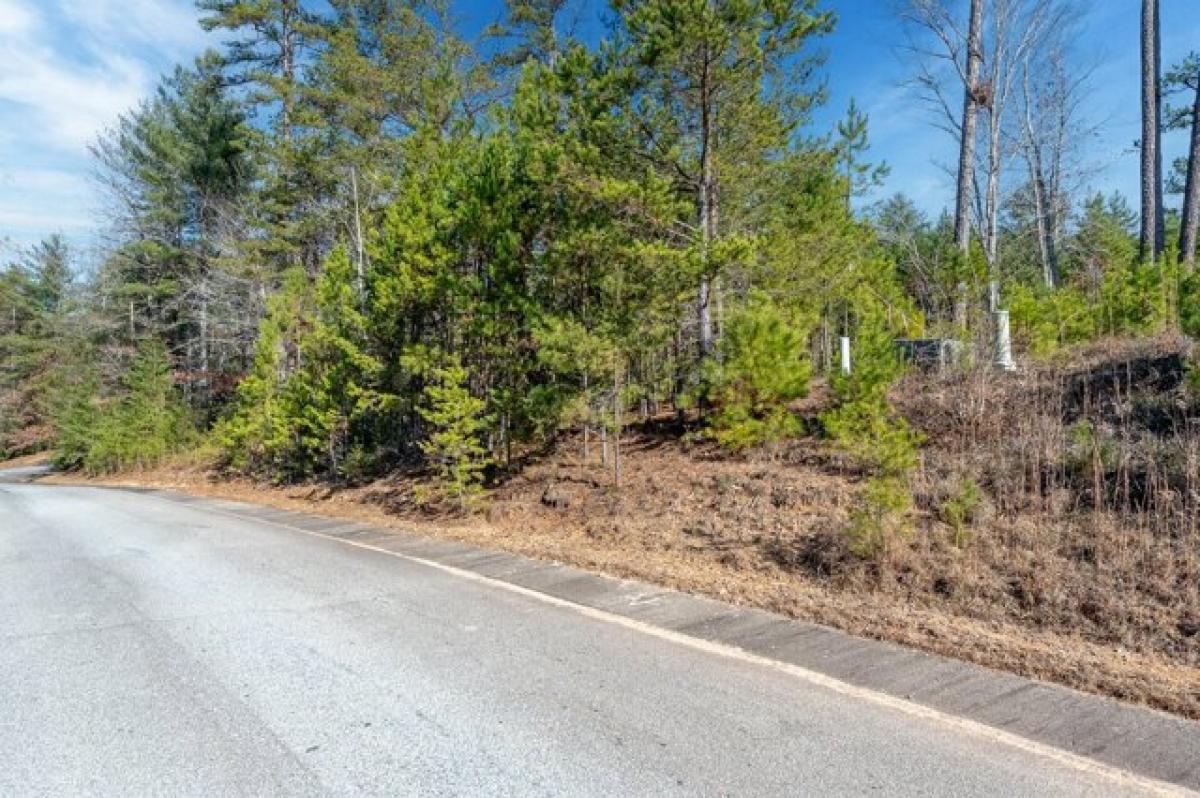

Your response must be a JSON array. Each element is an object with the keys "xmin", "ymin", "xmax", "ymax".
[
  {"xmin": 821, "ymin": 319, "xmax": 921, "ymax": 478},
  {"xmin": 215, "ymin": 269, "xmax": 314, "ymax": 478},
  {"xmin": 821, "ymin": 317, "xmax": 922, "ymax": 558},
  {"xmin": 54, "ymin": 342, "xmax": 195, "ymax": 475},
  {"xmin": 1, "ymin": 236, "xmax": 76, "ymax": 458},
  {"xmin": 1008, "ymin": 194, "xmax": 1182, "ymax": 354},
  {"xmin": 706, "ymin": 296, "xmax": 812, "ymax": 452},
  {"xmin": 47, "ymin": 363, "xmax": 102, "ymax": 472},
  {"xmin": 408, "ymin": 352, "xmax": 492, "ymax": 510}
]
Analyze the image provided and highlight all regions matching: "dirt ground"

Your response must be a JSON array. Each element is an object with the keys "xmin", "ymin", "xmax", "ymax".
[
  {"xmin": 40, "ymin": 420, "xmax": 1200, "ymax": 721},
  {"xmin": 0, "ymin": 451, "xmax": 51, "ymax": 469}
]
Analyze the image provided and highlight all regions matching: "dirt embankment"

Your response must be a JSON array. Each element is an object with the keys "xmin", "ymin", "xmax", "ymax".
[{"xmin": 43, "ymin": 337, "xmax": 1200, "ymax": 722}]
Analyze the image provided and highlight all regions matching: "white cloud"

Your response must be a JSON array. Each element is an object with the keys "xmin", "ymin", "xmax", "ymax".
[
  {"xmin": 0, "ymin": 0, "xmax": 36, "ymax": 35},
  {"xmin": 0, "ymin": 0, "xmax": 205, "ymax": 155},
  {"xmin": 0, "ymin": 0, "xmax": 208, "ymax": 243},
  {"xmin": 60, "ymin": 0, "xmax": 209, "ymax": 54},
  {"xmin": 0, "ymin": 44, "xmax": 148, "ymax": 152}
]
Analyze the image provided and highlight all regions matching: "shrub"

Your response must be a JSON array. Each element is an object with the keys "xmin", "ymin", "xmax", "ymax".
[
  {"xmin": 821, "ymin": 320, "xmax": 920, "ymax": 476},
  {"xmin": 1010, "ymin": 258, "xmax": 1181, "ymax": 358},
  {"xmin": 821, "ymin": 317, "xmax": 921, "ymax": 558},
  {"xmin": 940, "ymin": 478, "xmax": 983, "ymax": 548},
  {"xmin": 707, "ymin": 296, "xmax": 811, "ymax": 452},
  {"xmin": 846, "ymin": 475, "xmax": 913, "ymax": 558},
  {"xmin": 1008, "ymin": 283, "xmax": 1096, "ymax": 356},
  {"xmin": 410, "ymin": 352, "xmax": 492, "ymax": 510}
]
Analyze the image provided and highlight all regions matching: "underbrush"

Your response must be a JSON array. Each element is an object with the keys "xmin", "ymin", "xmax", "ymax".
[{"xmin": 888, "ymin": 335, "xmax": 1200, "ymax": 667}]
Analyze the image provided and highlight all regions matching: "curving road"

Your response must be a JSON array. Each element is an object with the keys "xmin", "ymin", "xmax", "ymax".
[{"xmin": 0, "ymin": 479, "xmax": 1183, "ymax": 796}]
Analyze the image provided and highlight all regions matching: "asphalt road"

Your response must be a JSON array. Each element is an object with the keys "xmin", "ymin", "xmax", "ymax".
[{"xmin": 0, "ymin": 482, "xmax": 1171, "ymax": 796}]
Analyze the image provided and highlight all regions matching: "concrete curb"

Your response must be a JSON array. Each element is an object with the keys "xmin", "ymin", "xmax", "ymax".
[{"xmin": 108, "ymin": 486, "xmax": 1200, "ymax": 792}]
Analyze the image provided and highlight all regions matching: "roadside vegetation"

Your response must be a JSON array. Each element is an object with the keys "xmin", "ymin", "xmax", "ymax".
[{"xmin": 2, "ymin": 0, "xmax": 1199, "ymax": 715}]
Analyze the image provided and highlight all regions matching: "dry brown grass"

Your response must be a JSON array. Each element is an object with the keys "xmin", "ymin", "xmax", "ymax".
[{"xmin": 0, "ymin": 450, "xmax": 52, "ymax": 469}]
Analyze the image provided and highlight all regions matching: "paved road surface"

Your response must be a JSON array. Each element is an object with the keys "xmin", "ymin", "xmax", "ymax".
[{"xmin": 0, "ymin": 482, "xmax": 1173, "ymax": 796}]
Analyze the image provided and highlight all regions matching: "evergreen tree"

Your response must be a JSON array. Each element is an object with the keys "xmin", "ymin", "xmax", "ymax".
[
  {"xmin": 834, "ymin": 99, "xmax": 889, "ymax": 212},
  {"xmin": 409, "ymin": 353, "xmax": 492, "ymax": 509},
  {"xmin": 198, "ymin": 0, "xmax": 314, "ymax": 137},
  {"xmin": 215, "ymin": 268, "xmax": 317, "ymax": 478},
  {"xmin": 1165, "ymin": 53, "xmax": 1200, "ymax": 266},
  {"xmin": 612, "ymin": 0, "xmax": 835, "ymax": 359},
  {"xmin": 488, "ymin": 0, "xmax": 572, "ymax": 71},
  {"xmin": 0, "ymin": 237, "xmax": 76, "ymax": 457},
  {"xmin": 73, "ymin": 341, "xmax": 194, "ymax": 474},
  {"xmin": 707, "ymin": 295, "xmax": 811, "ymax": 452},
  {"xmin": 199, "ymin": 0, "xmax": 329, "ymax": 273},
  {"xmin": 92, "ymin": 54, "xmax": 255, "ymax": 408}
]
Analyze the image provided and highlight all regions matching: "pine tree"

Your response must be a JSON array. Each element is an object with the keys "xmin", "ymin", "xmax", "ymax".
[
  {"xmin": 1165, "ymin": 53, "xmax": 1200, "ymax": 267},
  {"xmin": 612, "ymin": 0, "xmax": 835, "ymax": 359},
  {"xmin": 216, "ymin": 268, "xmax": 315, "ymax": 478},
  {"xmin": 834, "ymin": 99, "xmax": 889, "ymax": 212},
  {"xmin": 91, "ymin": 54, "xmax": 254, "ymax": 406},
  {"xmin": 81, "ymin": 342, "xmax": 194, "ymax": 474},
  {"xmin": 199, "ymin": 0, "xmax": 329, "ymax": 273},
  {"xmin": 47, "ymin": 361, "xmax": 101, "ymax": 472},
  {"xmin": 410, "ymin": 353, "xmax": 491, "ymax": 509},
  {"xmin": 0, "ymin": 237, "xmax": 76, "ymax": 457},
  {"xmin": 706, "ymin": 295, "xmax": 811, "ymax": 452},
  {"xmin": 1140, "ymin": 0, "xmax": 1165, "ymax": 263},
  {"xmin": 488, "ymin": 0, "xmax": 571, "ymax": 71},
  {"xmin": 198, "ymin": 0, "xmax": 313, "ymax": 137}
]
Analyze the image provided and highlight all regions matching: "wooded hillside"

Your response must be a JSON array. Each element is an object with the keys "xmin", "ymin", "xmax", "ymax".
[{"xmin": 2, "ymin": 0, "xmax": 1200, "ymax": 553}]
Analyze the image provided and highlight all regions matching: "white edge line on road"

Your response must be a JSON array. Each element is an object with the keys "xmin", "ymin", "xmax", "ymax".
[{"xmin": 111, "ymin": 489, "xmax": 1200, "ymax": 797}]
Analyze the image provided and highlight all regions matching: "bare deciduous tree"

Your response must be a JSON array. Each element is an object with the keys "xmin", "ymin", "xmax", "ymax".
[
  {"xmin": 905, "ymin": 0, "xmax": 1081, "ymax": 298},
  {"xmin": 903, "ymin": 0, "xmax": 984, "ymax": 263},
  {"xmin": 958, "ymin": 0, "xmax": 985, "ymax": 259},
  {"xmin": 1013, "ymin": 7, "xmax": 1098, "ymax": 289},
  {"xmin": 976, "ymin": 0, "xmax": 1061, "ymax": 276}
]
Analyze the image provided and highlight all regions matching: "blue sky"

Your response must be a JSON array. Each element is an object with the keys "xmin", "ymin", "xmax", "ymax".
[{"xmin": 2, "ymin": 0, "xmax": 1199, "ymax": 258}]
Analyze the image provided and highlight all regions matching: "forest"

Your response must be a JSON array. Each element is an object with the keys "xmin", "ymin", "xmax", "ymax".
[{"xmin": 4, "ymin": 0, "xmax": 1200, "ymax": 670}]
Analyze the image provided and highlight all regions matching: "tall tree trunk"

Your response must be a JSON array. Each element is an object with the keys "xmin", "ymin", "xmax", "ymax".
[
  {"xmin": 613, "ymin": 357, "xmax": 623, "ymax": 487},
  {"xmin": 697, "ymin": 48, "xmax": 716, "ymax": 358},
  {"xmin": 350, "ymin": 166, "xmax": 366, "ymax": 298},
  {"xmin": 1020, "ymin": 65, "xmax": 1059, "ymax": 288},
  {"xmin": 954, "ymin": 0, "xmax": 985, "ymax": 259},
  {"xmin": 1026, "ymin": 152, "xmax": 1055, "ymax": 288},
  {"xmin": 1153, "ymin": 0, "xmax": 1164, "ymax": 256},
  {"xmin": 1180, "ymin": 71, "xmax": 1200, "ymax": 267},
  {"xmin": 984, "ymin": 111, "xmax": 1002, "ymax": 274},
  {"xmin": 280, "ymin": 0, "xmax": 298, "ymax": 143},
  {"xmin": 1141, "ymin": 0, "xmax": 1164, "ymax": 262},
  {"xmin": 1049, "ymin": 71, "xmax": 1066, "ymax": 281}
]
